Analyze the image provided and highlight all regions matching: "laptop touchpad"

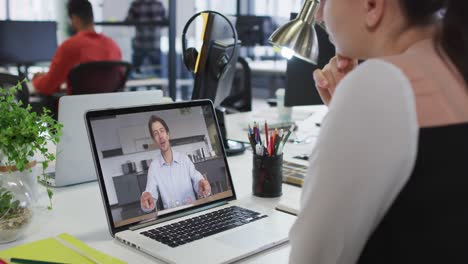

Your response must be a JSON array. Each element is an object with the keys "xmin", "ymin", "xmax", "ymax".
[{"xmin": 216, "ymin": 228, "xmax": 278, "ymax": 250}]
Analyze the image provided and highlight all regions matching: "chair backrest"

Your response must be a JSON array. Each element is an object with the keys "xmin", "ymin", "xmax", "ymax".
[
  {"xmin": 221, "ymin": 56, "xmax": 252, "ymax": 113},
  {"xmin": 68, "ymin": 61, "xmax": 132, "ymax": 95},
  {"xmin": 0, "ymin": 73, "xmax": 29, "ymax": 106}
]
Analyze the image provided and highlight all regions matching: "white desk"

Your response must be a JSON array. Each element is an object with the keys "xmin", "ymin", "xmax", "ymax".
[
  {"xmin": 26, "ymin": 78, "xmax": 193, "ymax": 95},
  {"xmin": 247, "ymin": 60, "xmax": 287, "ymax": 75},
  {"xmin": 225, "ymin": 105, "xmax": 327, "ymax": 167},
  {"xmin": 125, "ymin": 78, "xmax": 193, "ymax": 88},
  {"xmin": 0, "ymin": 105, "xmax": 327, "ymax": 263}
]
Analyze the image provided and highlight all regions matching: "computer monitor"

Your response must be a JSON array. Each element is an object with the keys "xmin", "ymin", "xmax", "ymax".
[
  {"xmin": 192, "ymin": 40, "xmax": 238, "ymax": 107},
  {"xmin": 190, "ymin": 13, "xmax": 244, "ymax": 155},
  {"xmin": 0, "ymin": 21, "xmax": 57, "ymax": 65},
  {"xmin": 235, "ymin": 15, "xmax": 274, "ymax": 47},
  {"xmin": 191, "ymin": 13, "xmax": 238, "ymax": 107},
  {"xmin": 284, "ymin": 13, "xmax": 335, "ymax": 107}
]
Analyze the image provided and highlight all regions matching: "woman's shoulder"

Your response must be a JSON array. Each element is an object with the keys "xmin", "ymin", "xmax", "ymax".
[
  {"xmin": 339, "ymin": 59, "xmax": 412, "ymax": 96},
  {"xmin": 332, "ymin": 59, "xmax": 416, "ymax": 118}
]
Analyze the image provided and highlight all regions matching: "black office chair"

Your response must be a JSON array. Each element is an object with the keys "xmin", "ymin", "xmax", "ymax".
[
  {"xmin": 221, "ymin": 57, "xmax": 252, "ymax": 113},
  {"xmin": 68, "ymin": 61, "xmax": 132, "ymax": 95},
  {"xmin": 0, "ymin": 73, "xmax": 29, "ymax": 106}
]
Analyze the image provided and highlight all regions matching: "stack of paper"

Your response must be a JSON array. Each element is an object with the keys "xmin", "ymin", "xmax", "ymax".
[{"xmin": 0, "ymin": 233, "xmax": 126, "ymax": 264}]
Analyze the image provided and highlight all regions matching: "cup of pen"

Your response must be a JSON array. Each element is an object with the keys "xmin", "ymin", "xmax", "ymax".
[{"xmin": 252, "ymin": 153, "xmax": 283, "ymax": 198}]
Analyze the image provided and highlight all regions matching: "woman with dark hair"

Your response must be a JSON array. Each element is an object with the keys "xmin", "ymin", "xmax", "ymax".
[{"xmin": 289, "ymin": 0, "xmax": 468, "ymax": 263}]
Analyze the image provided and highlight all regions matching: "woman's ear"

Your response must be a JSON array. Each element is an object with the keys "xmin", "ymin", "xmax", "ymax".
[{"xmin": 363, "ymin": 0, "xmax": 384, "ymax": 29}]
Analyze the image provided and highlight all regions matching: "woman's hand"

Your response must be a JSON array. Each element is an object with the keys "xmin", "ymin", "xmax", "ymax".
[{"xmin": 313, "ymin": 55, "xmax": 358, "ymax": 105}]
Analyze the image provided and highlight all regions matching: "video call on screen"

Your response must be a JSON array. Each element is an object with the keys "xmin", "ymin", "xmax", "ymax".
[{"xmin": 90, "ymin": 106, "xmax": 233, "ymax": 227}]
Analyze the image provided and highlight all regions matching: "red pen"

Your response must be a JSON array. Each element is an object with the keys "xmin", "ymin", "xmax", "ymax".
[
  {"xmin": 268, "ymin": 134, "xmax": 273, "ymax": 156},
  {"xmin": 265, "ymin": 121, "xmax": 269, "ymax": 151},
  {"xmin": 271, "ymin": 130, "xmax": 277, "ymax": 156}
]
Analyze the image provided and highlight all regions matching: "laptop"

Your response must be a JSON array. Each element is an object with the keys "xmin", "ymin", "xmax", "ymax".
[
  {"xmin": 47, "ymin": 90, "xmax": 164, "ymax": 187},
  {"xmin": 85, "ymin": 100, "xmax": 296, "ymax": 264}
]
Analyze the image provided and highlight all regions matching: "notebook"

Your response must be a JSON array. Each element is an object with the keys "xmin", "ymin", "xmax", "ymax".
[
  {"xmin": 47, "ymin": 90, "xmax": 165, "ymax": 187},
  {"xmin": 275, "ymin": 188, "xmax": 301, "ymax": 216},
  {"xmin": 282, "ymin": 160, "xmax": 308, "ymax": 187},
  {"xmin": 85, "ymin": 100, "xmax": 296, "ymax": 264},
  {"xmin": 0, "ymin": 233, "xmax": 125, "ymax": 263}
]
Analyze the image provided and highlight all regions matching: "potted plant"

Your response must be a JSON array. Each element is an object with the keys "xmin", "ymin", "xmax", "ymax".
[{"xmin": 0, "ymin": 83, "xmax": 62, "ymax": 243}]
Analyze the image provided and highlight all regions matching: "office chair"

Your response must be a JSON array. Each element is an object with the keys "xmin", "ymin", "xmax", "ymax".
[
  {"xmin": 221, "ymin": 56, "xmax": 252, "ymax": 113},
  {"xmin": 68, "ymin": 61, "xmax": 132, "ymax": 95},
  {"xmin": 0, "ymin": 73, "xmax": 29, "ymax": 106}
]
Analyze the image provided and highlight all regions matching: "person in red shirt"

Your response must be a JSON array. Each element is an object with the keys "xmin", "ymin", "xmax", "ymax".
[{"xmin": 32, "ymin": 0, "xmax": 122, "ymax": 95}]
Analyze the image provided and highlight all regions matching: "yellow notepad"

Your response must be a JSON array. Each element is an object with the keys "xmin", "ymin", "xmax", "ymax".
[{"xmin": 0, "ymin": 233, "xmax": 126, "ymax": 264}]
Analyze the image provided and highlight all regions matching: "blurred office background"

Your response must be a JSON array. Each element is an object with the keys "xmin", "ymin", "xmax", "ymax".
[{"xmin": 0, "ymin": 0, "xmax": 328, "ymax": 107}]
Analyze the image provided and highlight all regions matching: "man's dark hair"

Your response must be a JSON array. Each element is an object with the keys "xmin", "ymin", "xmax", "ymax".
[
  {"xmin": 67, "ymin": 0, "xmax": 94, "ymax": 25},
  {"xmin": 148, "ymin": 115, "xmax": 170, "ymax": 139}
]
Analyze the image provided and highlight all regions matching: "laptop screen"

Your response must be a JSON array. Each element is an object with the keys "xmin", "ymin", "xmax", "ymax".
[{"xmin": 86, "ymin": 100, "xmax": 236, "ymax": 232}]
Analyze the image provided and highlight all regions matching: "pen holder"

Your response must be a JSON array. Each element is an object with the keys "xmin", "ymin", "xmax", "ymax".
[{"xmin": 252, "ymin": 154, "xmax": 283, "ymax": 198}]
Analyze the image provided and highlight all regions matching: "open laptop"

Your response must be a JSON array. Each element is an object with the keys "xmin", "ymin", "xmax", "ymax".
[
  {"xmin": 85, "ymin": 100, "xmax": 296, "ymax": 264},
  {"xmin": 46, "ymin": 90, "xmax": 164, "ymax": 187}
]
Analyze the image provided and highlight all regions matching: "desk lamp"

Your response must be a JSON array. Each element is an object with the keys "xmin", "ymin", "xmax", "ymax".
[{"xmin": 268, "ymin": 0, "xmax": 322, "ymax": 64}]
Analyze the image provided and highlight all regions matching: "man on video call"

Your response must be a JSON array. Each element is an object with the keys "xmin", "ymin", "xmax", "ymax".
[{"xmin": 141, "ymin": 115, "xmax": 212, "ymax": 212}]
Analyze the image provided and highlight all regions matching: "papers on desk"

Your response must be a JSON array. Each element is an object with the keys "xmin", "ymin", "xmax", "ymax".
[
  {"xmin": 240, "ymin": 106, "xmax": 316, "ymax": 134},
  {"xmin": 0, "ymin": 233, "xmax": 126, "ymax": 264},
  {"xmin": 275, "ymin": 185, "xmax": 301, "ymax": 216},
  {"xmin": 251, "ymin": 106, "xmax": 315, "ymax": 123}
]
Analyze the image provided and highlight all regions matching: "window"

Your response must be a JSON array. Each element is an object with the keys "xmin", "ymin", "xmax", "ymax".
[
  {"xmin": 0, "ymin": 0, "xmax": 6, "ymax": 20},
  {"xmin": 9, "ymin": 0, "xmax": 56, "ymax": 20},
  {"xmin": 195, "ymin": 0, "xmax": 236, "ymax": 15},
  {"xmin": 6, "ymin": 0, "xmax": 102, "ymax": 21},
  {"xmin": 254, "ymin": 0, "xmax": 302, "ymax": 18}
]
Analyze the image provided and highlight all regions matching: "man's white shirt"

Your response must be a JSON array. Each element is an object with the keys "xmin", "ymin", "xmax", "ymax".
[{"xmin": 145, "ymin": 151, "xmax": 204, "ymax": 209}]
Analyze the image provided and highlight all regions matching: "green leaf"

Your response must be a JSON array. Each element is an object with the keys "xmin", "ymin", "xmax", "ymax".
[
  {"xmin": 47, "ymin": 188, "xmax": 53, "ymax": 200},
  {"xmin": 0, "ymin": 84, "xmax": 62, "ymax": 171}
]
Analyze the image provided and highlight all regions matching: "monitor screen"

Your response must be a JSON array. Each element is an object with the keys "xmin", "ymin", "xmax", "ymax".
[
  {"xmin": 191, "ymin": 13, "xmax": 239, "ymax": 107},
  {"xmin": 0, "ymin": 21, "xmax": 57, "ymax": 65},
  {"xmin": 235, "ymin": 15, "xmax": 274, "ymax": 47},
  {"xmin": 87, "ymin": 102, "xmax": 234, "ymax": 230},
  {"xmin": 284, "ymin": 13, "xmax": 335, "ymax": 107}
]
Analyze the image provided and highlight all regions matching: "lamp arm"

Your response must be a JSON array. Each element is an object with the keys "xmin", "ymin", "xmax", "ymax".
[{"xmin": 298, "ymin": 0, "xmax": 321, "ymax": 25}]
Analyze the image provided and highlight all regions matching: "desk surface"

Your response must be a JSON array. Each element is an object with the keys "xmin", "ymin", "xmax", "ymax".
[
  {"xmin": 27, "ymin": 78, "xmax": 193, "ymax": 95},
  {"xmin": 226, "ymin": 105, "xmax": 327, "ymax": 167},
  {"xmin": 247, "ymin": 60, "xmax": 287, "ymax": 75},
  {"xmin": 0, "ymin": 105, "xmax": 327, "ymax": 263}
]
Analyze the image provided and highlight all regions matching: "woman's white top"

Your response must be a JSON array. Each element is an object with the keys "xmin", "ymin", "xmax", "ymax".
[{"xmin": 289, "ymin": 59, "xmax": 419, "ymax": 264}]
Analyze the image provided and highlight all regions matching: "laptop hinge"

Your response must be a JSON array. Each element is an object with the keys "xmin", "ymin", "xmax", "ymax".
[{"xmin": 130, "ymin": 201, "xmax": 229, "ymax": 231}]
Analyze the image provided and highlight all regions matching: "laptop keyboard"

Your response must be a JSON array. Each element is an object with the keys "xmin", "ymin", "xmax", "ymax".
[{"xmin": 140, "ymin": 206, "xmax": 267, "ymax": 248}]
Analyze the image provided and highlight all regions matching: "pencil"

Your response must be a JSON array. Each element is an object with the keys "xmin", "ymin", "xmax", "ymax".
[
  {"xmin": 248, "ymin": 133, "xmax": 256, "ymax": 154},
  {"xmin": 9, "ymin": 258, "xmax": 67, "ymax": 264},
  {"xmin": 274, "ymin": 129, "xmax": 283, "ymax": 155},
  {"xmin": 282, "ymin": 126, "xmax": 294, "ymax": 146},
  {"xmin": 271, "ymin": 129, "xmax": 278, "ymax": 156}
]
